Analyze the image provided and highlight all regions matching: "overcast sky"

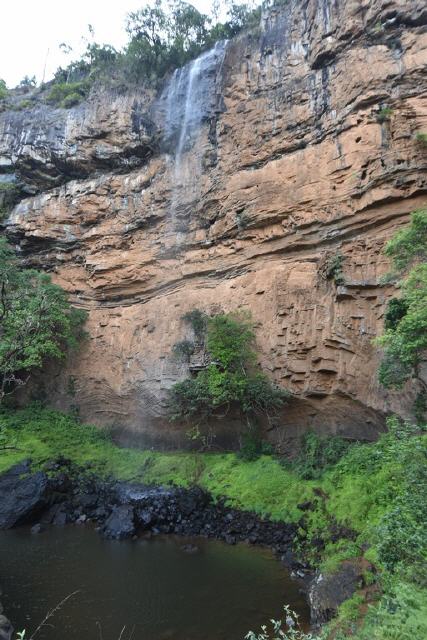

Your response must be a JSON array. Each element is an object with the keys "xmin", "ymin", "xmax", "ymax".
[{"xmin": 1, "ymin": 0, "xmax": 221, "ymax": 87}]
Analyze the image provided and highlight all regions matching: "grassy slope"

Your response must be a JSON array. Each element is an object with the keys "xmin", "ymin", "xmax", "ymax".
[{"xmin": 1, "ymin": 406, "xmax": 426, "ymax": 639}]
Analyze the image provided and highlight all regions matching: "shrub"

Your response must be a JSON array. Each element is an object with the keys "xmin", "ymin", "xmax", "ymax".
[
  {"xmin": 323, "ymin": 253, "xmax": 345, "ymax": 285},
  {"xmin": 376, "ymin": 107, "xmax": 393, "ymax": 123},
  {"xmin": 377, "ymin": 209, "xmax": 427, "ymax": 388},
  {"xmin": 46, "ymin": 81, "xmax": 89, "ymax": 108},
  {"xmin": 0, "ymin": 79, "xmax": 7, "ymax": 101},
  {"xmin": 383, "ymin": 297, "xmax": 409, "ymax": 331},
  {"xmin": 246, "ymin": 605, "xmax": 321, "ymax": 640},
  {"xmin": 238, "ymin": 429, "xmax": 273, "ymax": 461},
  {"xmin": 294, "ymin": 432, "xmax": 351, "ymax": 479},
  {"xmin": 169, "ymin": 312, "xmax": 288, "ymax": 423},
  {"xmin": 172, "ymin": 339, "xmax": 195, "ymax": 361},
  {"xmin": 0, "ymin": 238, "xmax": 87, "ymax": 401},
  {"xmin": 182, "ymin": 308, "xmax": 207, "ymax": 341},
  {"xmin": 415, "ymin": 132, "xmax": 427, "ymax": 145}
]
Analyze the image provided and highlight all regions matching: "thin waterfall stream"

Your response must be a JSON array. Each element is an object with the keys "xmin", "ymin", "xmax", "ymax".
[{"xmin": 158, "ymin": 42, "xmax": 227, "ymax": 239}]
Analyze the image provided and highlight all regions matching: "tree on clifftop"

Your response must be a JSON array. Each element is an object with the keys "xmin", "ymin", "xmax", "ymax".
[{"xmin": 0, "ymin": 238, "xmax": 87, "ymax": 402}]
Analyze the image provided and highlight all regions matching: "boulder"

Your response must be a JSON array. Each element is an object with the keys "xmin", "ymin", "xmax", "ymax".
[
  {"xmin": 0, "ymin": 615, "xmax": 13, "ymax": 640},
  {"xmin": 309, "ymin": 560, "xmax": 364, "ymax": 624},
  {"xmin": 0, "ymin": 462, "xmax": 49, "ymax": 529},
  {"xmin": 102, "ymin": 505, "xmax": 135, "ymax": 540}
]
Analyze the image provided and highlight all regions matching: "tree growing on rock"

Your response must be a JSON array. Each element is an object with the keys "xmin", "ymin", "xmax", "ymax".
[
  {"xmin": 0, "ymin": 238, "xmax": 87, "ymax": 402},
  {"xmin": 169, "ymin": 310, "xmax": 287, "ymax": 431},
  {"xmin": 377, "ymin": 209, "xmax": 427, "ymax": 391}
]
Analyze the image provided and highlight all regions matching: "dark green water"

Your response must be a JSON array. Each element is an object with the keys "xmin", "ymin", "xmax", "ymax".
[{"xmin": 0, "ymin": 526, "xmax": 309, "ymax": 640}]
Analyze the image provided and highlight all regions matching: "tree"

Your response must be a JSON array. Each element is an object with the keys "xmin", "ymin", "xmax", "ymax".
[
  {"xmin": 377, "ymin": 209, "xmax": 427, "ymax": 389},
  {"xmin": 169, "ymin": 311, "xmax": 287, "ymax": 424},
  {"xmin": 0, "ymin": 79, "xmax": 7, "ymax": 101},
  {"xmin": 0, "ymin": 238, "xmax": 86, "ymax": 401}
]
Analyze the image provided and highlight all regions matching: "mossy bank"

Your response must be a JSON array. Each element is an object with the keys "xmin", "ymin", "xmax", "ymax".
[{"xmin": 1, "ymin": 406, "xmax": 426, "ymax": 639}]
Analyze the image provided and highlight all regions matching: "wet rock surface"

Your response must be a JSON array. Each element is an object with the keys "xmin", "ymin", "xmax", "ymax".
[
  {"xmin": 3, "ymin": 0, "xmax": 427, "ymax": 443},
  {"xmin": 0, "ymin": 460, "xmax": 298, "ymax": 557},
  {"xmin": 309, "ymin": 560, "xmax": 366, "ymax": 624},
  {"xmin": 0, "ymin": 461, "xmax": 50, "ymax": 529}
]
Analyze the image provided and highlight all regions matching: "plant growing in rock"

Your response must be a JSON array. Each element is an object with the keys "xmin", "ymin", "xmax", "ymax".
[
  {"xmin": 376, "ymin": 107, "xmax": 393, "ymax": 123},
  {"xmin": 0, "ymin": 238, "xmax": 87, "ymax": 402},
  {"xmin": 169, "ymin": 311, "xmax": 288, "ymax": 427},
  {"xmin": 415, "ymin": 132, "xmax": 427, "ymax": 146},
  {"xmin": 173, "ymin": 339, "xmax": 195, "ymax": 361},
  {"xmin": 322, "ymin": 253, "xmax": 345, "ymax": 285}
]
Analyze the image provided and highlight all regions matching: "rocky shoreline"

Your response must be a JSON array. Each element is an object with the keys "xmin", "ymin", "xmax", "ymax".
[
  {"xmin": 0, "ymin": 459, "xmax": 299, "ymax": 555},
  {"xmin": 0, "ymin": 459, "xmax": 361, "ymax": 628}
]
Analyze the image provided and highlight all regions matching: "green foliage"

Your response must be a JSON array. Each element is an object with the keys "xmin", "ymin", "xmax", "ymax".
[
  {"xmin": 323, "ymin": 253, "xmax": 345, "ymax": 285},
  {"xmin": 376, "ymin": 107, "xmax": 393, "ymax": 123},
  {"xmin": 18, "ymin": 75, "xmax": 36, "ymax": 89},
  {"xmin": 48, "ymin": 1, "xmax": 263, "ymax": 92},
  {"xmin": 0, "ymin": 79, "xmax": 7, "ymax": 101},
  {"xmin": 413, "ymin": 391, "xmax": 427, "ymax": 425},
  {"xmin": 238, "ymin": 429, "xmax": 273, "ymax": 462},
  {"xmin": 383, "ymin": 297, "xmax": 409, "ymax": 331},
  {"xmin": 356, "ymin": 581, "xmax": 427, "ymax": 640},
  {"xmin": 246, "ymin": 605, "xmax": 321, "ymax": 640},
  {"xmin": 169, "ymin": 312, "xmax": 287, "ymax": 423},
  {"xmin": 377, "ymin": 209, "xmax": 427, "ymax": 388},
  {"xmin": 172, "ymin": 339, "xmax": 195, "ymax": 361},
  {"xmin": 0, "ymin": 182, "xmax": 20, "ymax": 217},
  {"xmin": 1, "ymin": 404, "xmax": 426, "ymax": 640},
  {"xmin": 378, "ymin": 262, "xmax": 427, "ymax": 387},
  {"xmin": 0, "ymin": 238, "xmax": 86, "ymax": 400},
  {"xmin": 384, "ymin": 209, "xmax": 427, "ymax": 272},
  {"xmin": 294, "ymin": 432, "xmax": 351, "ymax": 480},
  {"xmin": 46, "ymin": 81, "xmax": 89, "ymax": 108},
  {"xmin": 415, "ymin": 132, "xmax": 427, "ymax": 145},
  {"xmin": 182, "ymin": 308, "xmax": 207, "ymax": 340}
]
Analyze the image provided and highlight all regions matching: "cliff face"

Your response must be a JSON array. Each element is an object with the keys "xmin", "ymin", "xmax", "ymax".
[{"xmin": 2, "ymin": 0, "xmax": 427, "ymax": 447}]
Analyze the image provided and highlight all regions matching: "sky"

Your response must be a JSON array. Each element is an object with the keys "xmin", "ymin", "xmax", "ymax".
[{"xmin": 1, "ymin": 0, "xmax": 219, "ymax": 88}]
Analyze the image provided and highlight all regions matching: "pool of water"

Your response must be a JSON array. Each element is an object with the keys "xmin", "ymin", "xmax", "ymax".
[{"xmin": 0, "ymin": 526, "xmax": 309, "ymax": 640}]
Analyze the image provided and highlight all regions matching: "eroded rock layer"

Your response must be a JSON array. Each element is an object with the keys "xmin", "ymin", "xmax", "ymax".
[{"xmin": 2, "ymin": 0, "xmax": 427, "ymax": 446}]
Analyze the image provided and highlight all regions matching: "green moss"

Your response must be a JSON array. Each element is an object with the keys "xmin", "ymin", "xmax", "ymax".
[
  {"xmin": 1, "ymin": 406, "xmax": 426, "ymax": 640},
  {"xmin": 415, "ymin": 132, "xmax": 427, "ymax": 145}
]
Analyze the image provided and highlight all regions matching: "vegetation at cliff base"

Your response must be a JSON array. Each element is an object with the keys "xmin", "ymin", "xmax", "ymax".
[
  {"xmin": 0, "ymin": 406, "xmax": 426, "ymax": 639},
  {"xmin": 169, "ymin": 311, "xmax": 287, "ymax": 433},
  {"xmin": 0, "ymin": 238, "xmax": 86, "ymax": 402}
]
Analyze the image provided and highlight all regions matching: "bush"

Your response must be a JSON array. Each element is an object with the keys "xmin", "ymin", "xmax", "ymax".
[
  {"xmin": 376, "ymin": 107, "xmax": 393, "ymax": 123},
  {"xmin": 0, "ymin": 238, "xmax": 87, "ymax": 401},
  {"xmin": 377, "ymin": 209, "xmax": 427, "ymax": 388},
  {"xmin": 172, "ymin": 339, "xmax": 195, "ymax": 361},
  {"xmin": 169, "ymin": 312, "xmax": 288, "ymax": 423},
  {"xmin": 415, "ymin": 132, "xmax": 427, "ymax": 145},
  {"xmin": 46, "ymin": 1, "xmax": 264, "ymax": 92},
  {"xmin": 182, "ymin": 308, "xmax": 207, "ymax": 341},
  {"xmin": 238, "ymin": 430, "xmax": 273, "ymax": 461},
  {"xmin": 294, "ymin": 432, "xmax": 351, "ymax": 479},
  {"xmin": 0, "ymin": 79, "xmax": 7, "ymax": 101},
  {"xmin": 46, "ymin": 81, "xmax": 89, "ymax": 108},
  {"xmin": 323, "ymin": 253, "xmax": 345, "ymax": 285}
]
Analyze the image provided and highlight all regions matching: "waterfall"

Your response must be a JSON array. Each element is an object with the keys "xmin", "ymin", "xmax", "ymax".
[{"xmin": 157, "ymin": 41, "xmax": 227, "ymax": 238}]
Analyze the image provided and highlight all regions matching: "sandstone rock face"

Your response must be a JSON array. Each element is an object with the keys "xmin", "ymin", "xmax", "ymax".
[{"xmin": 2, "ymin": 0, "xmax": 427, "ymax": 447}]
